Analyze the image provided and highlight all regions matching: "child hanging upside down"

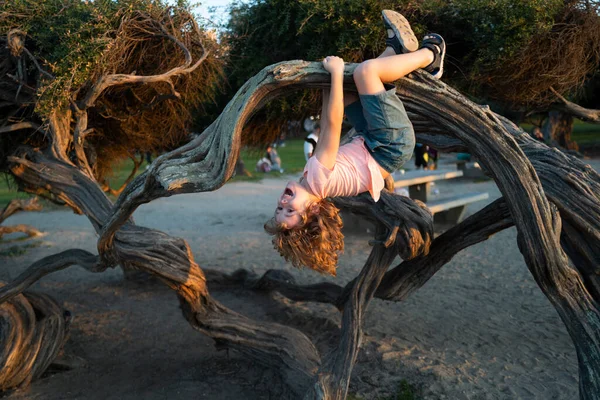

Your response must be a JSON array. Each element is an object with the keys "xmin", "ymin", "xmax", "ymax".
[{"xmin": 265, "ymin": 10, "xmax": 445, "ymax": 275}]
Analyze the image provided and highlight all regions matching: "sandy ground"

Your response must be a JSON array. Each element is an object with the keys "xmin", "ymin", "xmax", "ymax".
[{"xmin": 2, "ymin": 155, "xmax": 599, "ymax": 400}]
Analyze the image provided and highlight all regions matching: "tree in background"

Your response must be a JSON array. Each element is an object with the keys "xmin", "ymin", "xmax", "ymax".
[
  {"xmin": 420, "ymin": 0, "xmax": 600, "ymax": 151},
  {"xmin": 220, "ymin": 0, "xmax": 600, "ymax": 150},
  {"xmin": 1, "ymin": 0, "xmax": 223, "ymax": 196},
  {"xmin": 0, "ymin": 0, "xmax": 222, "ymax": 386}
]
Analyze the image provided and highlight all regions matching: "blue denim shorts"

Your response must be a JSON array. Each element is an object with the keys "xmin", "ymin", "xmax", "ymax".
[{"xmin": 345, "ymin": 86, "xmax": 415, "ymax": 173}]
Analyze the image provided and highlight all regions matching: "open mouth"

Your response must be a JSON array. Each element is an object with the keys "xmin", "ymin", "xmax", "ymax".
[{"xmin": 284, "ymin": 188, "xmax": 293, "ymax": 196}]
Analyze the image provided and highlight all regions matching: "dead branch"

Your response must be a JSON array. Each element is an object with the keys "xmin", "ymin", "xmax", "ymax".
[
  {"xmin": 376, "ymin": 198, "xmax": 513, "ymax": 301},
  {"xmin": 78, "ymin": 13, "xmax": 209, "ymax": 111},
  {"xmin": 0, "ymin": 198, "xmax": 42, "ymax": 224},
  {"xmin": 0, "ymin": 122, "xmax": 40, "ymax": 134},
  {"xmin": 7, "ymin": 154, "xmax": 322, "ymax": 396},
  {"xmin": 550, "ymin": 87, "xmax": 600, "ymax": 123},
  {"xmin": 0, "ymin": 224, "xmax": 43, "ymax": 239},
  {"xmin": 305, "ymin": 225, "xmax": 402, "ymax": 399},
  {"xmin": 100, "ymin": 153, "xmax": 144, "ymax": 196},
  {"xmin": 332, "ymin": 190, "xmax": 433, "ymax": 258},
  {"xmin": 0, "ymin": 249, "xmax": 103, "ymax": 305}
]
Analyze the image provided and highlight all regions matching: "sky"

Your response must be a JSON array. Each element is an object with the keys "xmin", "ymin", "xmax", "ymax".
[{"xmin": 196, "ymin": 0, "xmax": 236, "ymax": 28}]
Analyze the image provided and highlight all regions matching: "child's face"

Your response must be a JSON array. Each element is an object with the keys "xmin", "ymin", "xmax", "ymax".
[{"xmin": 274, "ymin": 181, "xmax": 314, "ymax": 228}]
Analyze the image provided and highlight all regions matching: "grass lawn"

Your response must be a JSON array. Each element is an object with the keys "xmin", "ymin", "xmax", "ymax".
[
  {"xmin": 0, "ymin": 176, "xmax": 30, "ymax": 209},
  {"xmin": 572, "ymin": 121, "xmax": 600, "ymax": 145},
  {"xmin": 521, "ymin": 119, "xmax": 600, "ymax": 144},
  {"xmin": 0, "ymin": 139, "xmax": 309, "ymax": 209}
]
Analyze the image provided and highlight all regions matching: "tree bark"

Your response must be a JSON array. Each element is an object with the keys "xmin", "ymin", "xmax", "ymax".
[
  {"xmin": 4, "ymin": 60, "xmax": 600, "ymax": 399},
  {"xmin": 0, "ymin": 288, "xmax": 70, "ymax": 390},
  {"xmin": 543, "ymin": 110, "xmax": 578, "ymax": 151},
  {"xmin": 8, "ymin": 150, "xmax": 322, "ymax": 397}
]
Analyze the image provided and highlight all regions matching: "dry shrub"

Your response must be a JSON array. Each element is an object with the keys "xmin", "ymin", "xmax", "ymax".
[
  {"xmin": 83, "ymin": 9, "xmax": 224, "ymax": 180},
  {"xmin": 485, "ymin": 5, "xmax": 600, "ymax": 108}
]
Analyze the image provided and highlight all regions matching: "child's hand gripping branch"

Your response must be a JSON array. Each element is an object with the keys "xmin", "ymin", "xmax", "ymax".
[{"xmin": 265, "ymin": 10, "xmax": 446, "ymax": 276}]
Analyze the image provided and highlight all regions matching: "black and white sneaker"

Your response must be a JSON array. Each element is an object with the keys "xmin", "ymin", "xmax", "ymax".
[
  {"xmin": 382, "ymin": 10, "xmax": 419, "ymax": 54},
  {"xmin": 421, "ymin": 34, "xmax": 446, "ymax": 79}
]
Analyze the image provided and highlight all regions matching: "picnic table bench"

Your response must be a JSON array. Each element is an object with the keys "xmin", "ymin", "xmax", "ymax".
[
  {"xmin": 393, "ymin": 169, "xmax": 489, "ymax": 225},
  {"xmin": 342, "ymin": 169, "xmax": 489, "ymax": 233}
]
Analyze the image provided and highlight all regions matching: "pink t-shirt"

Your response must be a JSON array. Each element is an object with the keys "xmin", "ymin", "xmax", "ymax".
[{"xmin": 303, "ymin": 137, "xmax": 385, "ymax": 202}]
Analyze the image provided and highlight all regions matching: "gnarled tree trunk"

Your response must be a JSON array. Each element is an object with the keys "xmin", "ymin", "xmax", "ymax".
[
  {"xmin": 543, "ymin": 110, "xmax": 578, "ymax": 151},
  {"xmin": 2, "ymin": 60, "xmax": 600, "ymax": 399}
]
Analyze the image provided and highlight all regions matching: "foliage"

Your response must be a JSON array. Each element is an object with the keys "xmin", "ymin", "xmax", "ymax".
[
  {"xmin": 220, "ymin": 0, "xmax": 419, "ymax": 146},
  {"xmin": 437, "ymin": 0, "xmax": 600, "ymax": 107},
  {"xmin": 217, "ymin": 0, "xmax": 600, "ymax": 142},
  {"xmin": 0, "ymin": 0, "xmax": 224, "ymax": 180}
]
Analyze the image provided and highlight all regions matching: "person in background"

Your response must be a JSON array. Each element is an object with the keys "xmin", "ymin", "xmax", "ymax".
[
  {"xmin": 266, "ymin": 144, "xmax": 283, "ymax": 173},
  {"xmin": 304, "ymin": 125, "xmax": 320, "ymax": 161},
  {"xmin": 427, "ymin": 146, "xmax": 439, "ymax": 170},
  {"xmin": 414, "ymin": 143, "xmax": 429, "ymax": 169},
  {"xmin": 532, "ymin": 127, "xmax": 545, "ymax": 142}
]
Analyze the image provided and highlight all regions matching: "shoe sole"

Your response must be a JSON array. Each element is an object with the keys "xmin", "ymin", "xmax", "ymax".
[
  {"xmin": 382, "ymin": 10, "xmax": 419, "ymax": 53},
  {"xmin": 423, "ymin": 34, "xmax": 446, "ymax": 79},
  {"xmin": 434, "ymin": 41, "xmax": 446, "ymax": 79}
]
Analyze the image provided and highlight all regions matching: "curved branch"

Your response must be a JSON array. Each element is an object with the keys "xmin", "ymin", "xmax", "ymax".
[
  {"xmin": 22, "ymin": 47, "xmax": 54, "ymax": 80},
  {"xmin": 550, "ymin": 87, "xmax": 600, "ymax": 123},
  {"xmin": 0, "ymin": 249, "xmax": 103, "ymax": 305},
  {"xmin": 78, "ymin": 20, "xmax": 209, "ymax": 111},
  {"xmin": 375, "ymin": 198, "xmax": 513, "ymax": 301},
  {"xmin": 101, "ymin": 153, "xmax": 144, "ymax": 196},
  {"xmin": 8, "ymin": 155, "xmax": 322, "ymax": 396},
  {"xmin": 0, "ymin": 224, "xmax": 43, "ymax": 239},
  {"xmin": 332, "ymin": 190, "xmax": 433, "ymax": 260},
  {"xmin": 306, "ymin": 225, "xmax": 401, "ymax": 399},
  {"xmin": 98, "ymin": 61, "xmax": 347, "ymax": 266},
  {"xmin": 0, "ymin": 290, "xmax": 70, "ymax": 390},
  {"xmin": 0, "ymin": 122, "xmax": 40, "ymax": 134},
  {"xmin": 0, "ymin": 198, "xmax": 42, "ymax": 224}
]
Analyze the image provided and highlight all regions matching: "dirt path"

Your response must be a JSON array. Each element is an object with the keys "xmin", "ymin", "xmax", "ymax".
[{"xmin": 2, "ymin": 157, "xmax": 598, "ymax": 399}]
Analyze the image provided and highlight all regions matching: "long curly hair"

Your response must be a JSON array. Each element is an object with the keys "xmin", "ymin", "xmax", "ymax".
[{"xmin": 264, "ymin": 199, "xmax": 344, "ymax": 276}]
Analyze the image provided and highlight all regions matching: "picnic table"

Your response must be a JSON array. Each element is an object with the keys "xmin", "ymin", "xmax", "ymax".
[
  {"xmin": 342, "ymin": 169, "xmax": 489, "ymax": 234},
  {"xmin": 394, "ymin": 169, "xmax": 489, "ymax": 225}
]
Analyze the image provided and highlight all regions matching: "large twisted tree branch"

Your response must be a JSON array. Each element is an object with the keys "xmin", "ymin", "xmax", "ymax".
[
  {"xmin": 94, "ymin": 60, "xmax": 600, "ymax": 397},
  {"xmin": 5, "ymin": 57, "xmax": 600, "ymax": 398}
]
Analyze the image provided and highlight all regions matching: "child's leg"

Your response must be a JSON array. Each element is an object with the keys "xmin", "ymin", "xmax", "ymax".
[{"xmin": 353, "ymin": 49, "xmax": 434, "ymax": 95}]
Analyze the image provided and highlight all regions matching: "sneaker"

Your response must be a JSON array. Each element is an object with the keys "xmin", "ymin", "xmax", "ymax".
[
  {"xmin": 381, "ymin": 10, "xmax": 419, "ymax": 54},
  {"xmin": 421, "ymin": 33, "xmax": 446, "ymax": 79}
]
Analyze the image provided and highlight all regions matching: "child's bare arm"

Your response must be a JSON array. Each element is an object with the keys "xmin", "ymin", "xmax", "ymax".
[
  {"xmin": 315, "ymin": 56, "xmax": 344, "ymax": 170},
  {"xmin": 320, "ymin": 88, "xmax": 329, "ymax": 131}
]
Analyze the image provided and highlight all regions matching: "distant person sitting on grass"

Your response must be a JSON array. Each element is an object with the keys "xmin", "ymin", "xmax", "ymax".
[
  {"xmin": 267, "ymin": 144, "xmax": 283, "ymax": 172},
  {"xmin": 256, "ymin": 144, "xmax": 284, "ymax": 173},
  {"xmin": 264, "ymin": 10, "xmax": 445, "ymax": 275}
]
